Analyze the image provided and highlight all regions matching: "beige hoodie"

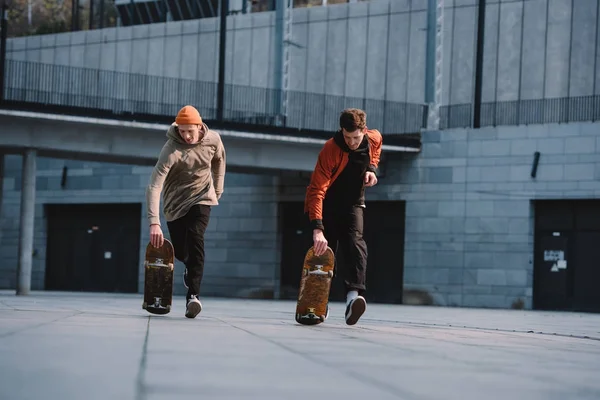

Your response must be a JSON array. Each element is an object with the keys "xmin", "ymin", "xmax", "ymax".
[{"xmin": 146, "ymin": 122, "xmax": 226, "ymax": 226}]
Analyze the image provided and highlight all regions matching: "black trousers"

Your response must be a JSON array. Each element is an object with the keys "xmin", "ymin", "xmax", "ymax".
[
  {"xmin": 322, "ymin": 203, "xmax": 368, "ymax": 296},
  {"xmin": 166, "ymin": 204, "xmax": 211, "ymax": 301}
]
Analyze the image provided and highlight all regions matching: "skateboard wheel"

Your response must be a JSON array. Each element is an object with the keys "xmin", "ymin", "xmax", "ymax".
[
  {"xmin": 168, "ymin": 263, "xmax": 174, "ymax": 271},
  {"xmin": 142, "ymin": 301, "xmax": 147, "ymax": 310},
  {"xmin": 319, "ymin": 315, "xmax": 325, "ymax": 322},
  {"xmin": 327, "ymin": 271, "xmax": 333, "ymax": 278},
  {"xmin": 166, "ymin": 305, "xmax": 171, "ymax": 312},
  {"xmin": 303, "ymin": 269, "xmax": 308, "ymax": 276},
  {"xmin": 144, "ymin": 261, "xmax": 149, "ymax": 269}
]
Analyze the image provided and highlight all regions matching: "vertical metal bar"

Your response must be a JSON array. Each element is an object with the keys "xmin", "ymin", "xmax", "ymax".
[
  {"xmin": 427, "ymin": 0, "xmax": 444, "ymax": 130},
  {"xmin": 281, "ymin": 0, "xmax": 292, "ymax": 126},
  {"xmin": 72, "ymin": 0, "xmax": 77, "ymax": 30},
  {"xmin": 425, "ymin": 0, "xmax": 436, "ymax": 105},
  {"xmin": 274, "ymin": 0, "xmax": 291, "ymax": 126},
  {"xmin": 516, "ymin": 0, "xmax": 525, "ymax": 125},
  {"xmin": 89, "ymin": 0, "xmax": 94, "ymax": 29},
  {"xmin": 128, "ymin": 0, "xmax": 134, "ymax": 25},
  {"xmin": 593, "ymin": 0, "xmax": 599, "ymax": 97},
  {"xmin": 99, "ymin": 0, "xmax": 105, "ymax": 28},
  {"xmin": 541, "ymin": 0, "xmax": 549, "ymax": 121},
  {"xmin": 492, "ymin": 1, "xmax": 500, "ymax": 126},
  {"xmin": 217, "ymin": 0, "xmax": 228, "ymax": 121},
  {"xmin": 207, "ymin": 0, "xmax": 216, "ymax": 16},
  {"xmin": 195, "ymin": 0, "xmax": 205, "ymax": 18},
  {"xmin": 472, "ymin": 0, "xmax": 486, "ymax": 128},
  {"xmin": 183, "ymin": 0, "xmax": 194, "ymax": 18},
  {"xmin": 404, "ymin": 0, "xmax": 412, "ymax": 133},
  {"xmin": 0, "ymin": 3, "xmax": 7, "ymax": 103},
  {"xmin": 382, "ymin": 0, "xmax": 391, "ymax": 132},
  {"xmin": 361, "ymin": 1, "xmax": 370, "ymax": 115},
  {"xmin": 565, "ymin": 0, "xmax": 574, "ymax": 123}
]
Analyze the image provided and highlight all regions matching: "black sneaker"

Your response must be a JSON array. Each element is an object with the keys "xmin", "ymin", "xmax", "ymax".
[{"xmin": 345, "ymin": 296, "xmax": 366, "ymax": 325}]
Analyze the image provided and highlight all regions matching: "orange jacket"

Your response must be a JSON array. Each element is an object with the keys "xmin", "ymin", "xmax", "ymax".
[{"xmin": 304, "ymin": 129, "xmax": 382, "ymax": 228}]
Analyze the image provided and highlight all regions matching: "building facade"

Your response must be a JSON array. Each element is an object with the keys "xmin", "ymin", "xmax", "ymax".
[{"xmin": 2, "ymin": 118, "xmax": 599, "ymax": 312}]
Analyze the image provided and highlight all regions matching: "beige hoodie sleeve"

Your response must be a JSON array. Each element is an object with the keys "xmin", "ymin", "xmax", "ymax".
[
  {"xmin": 211, "ymin": 135, "xmax": 226, "ymax": 199},
  {"xmin": 146, "ymin": 141, "xmax": 177, "ymax": 226}
]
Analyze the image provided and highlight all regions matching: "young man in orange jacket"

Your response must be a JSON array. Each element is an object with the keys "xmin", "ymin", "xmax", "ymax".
[{"xmin": 304, "ymin": 108, "xmax": 382, "ymax": 325}]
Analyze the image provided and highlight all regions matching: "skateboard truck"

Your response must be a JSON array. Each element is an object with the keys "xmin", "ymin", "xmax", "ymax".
[
  {"xmin": 142, "ymin": 296, "xmax": 170, "ymax": 314},
  {"xmin": 308, "ymin": 264, "xmax": 333, "ymax": 277},
  {"xmin": 297, "ymin": 307, "xmax": 323, "ymax": 323},
  {"xmin": 148, "ymin": 258, "xmax": 171, "ymax": 269}
]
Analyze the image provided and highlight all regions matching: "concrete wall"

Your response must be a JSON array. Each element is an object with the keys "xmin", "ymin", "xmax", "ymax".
[
  {"xmin": 5, "ymin": 0, "xmax": 428, "ymax": 105},
  {"xmin": 6, "ymin": 0, "xmax": 600, "ymax": 109},
  {"xmin": 2, "ymin": 120, "xmax": 600, "ymax": 309},
  {"xmin": 438, "ymin": 0, "xmax": 600, "ymax": 105}
]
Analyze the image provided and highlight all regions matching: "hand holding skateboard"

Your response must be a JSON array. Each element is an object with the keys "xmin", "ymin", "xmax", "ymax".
[
  {"xmin": 150, "ymin": 224, "xmax": 164, "ymax": 248},
  {"xmin": 313, "ymin": 229, "xmax": 328, "ymax": 256}
]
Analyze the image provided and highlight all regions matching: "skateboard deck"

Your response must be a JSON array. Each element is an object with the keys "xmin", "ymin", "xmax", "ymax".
[
  {"xmin": 295, "ymin": 246, "xmax": 335, "ymax": 325},
  {"xmin": 142, "ymin": 238, "xmax": 175, "ymax": 315}
]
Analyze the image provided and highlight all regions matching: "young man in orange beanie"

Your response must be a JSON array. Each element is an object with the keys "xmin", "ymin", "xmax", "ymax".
[
  {"xmin": 304, "ymin": 108, "xmax": 382, "ymax": 326},
  {"xmin": 146, "ymin": 105, "xmax": 226, "ymax": 318}
]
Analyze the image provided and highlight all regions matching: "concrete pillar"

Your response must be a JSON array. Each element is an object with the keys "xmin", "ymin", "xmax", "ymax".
[{"xmin": 16, "ymin": 149, "xmax": 36, "ymax": 295}]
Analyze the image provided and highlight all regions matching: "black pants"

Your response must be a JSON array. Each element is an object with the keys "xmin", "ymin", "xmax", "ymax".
[
  {"xmin": 322, "ymin": 204, "xmax": 368, "ymax": 296},
  {"xmin": 166, "ymin": 204, "xmax": 210, "ymax": 301}
]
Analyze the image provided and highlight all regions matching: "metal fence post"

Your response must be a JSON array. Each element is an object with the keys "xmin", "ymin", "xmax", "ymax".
[
  {"xmin": 0, "ymin": 2, "xmax": 8, "ymax": 103},
  {"xmin": 472, "ymin": 0, "xmax": 486, "ymax": 129},
  {"xmin": 217, "ymin": 0, "xmax": 228, "ymax": 121}
]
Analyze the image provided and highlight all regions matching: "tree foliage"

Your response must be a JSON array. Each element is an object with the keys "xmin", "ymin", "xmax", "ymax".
[
  {"xmin": 4, "ymin": 0, "xmax": 72, "ymax": 37},
  {"xmin": 3, "ymin": 0, "xmax": 118, "ymax": 38}
]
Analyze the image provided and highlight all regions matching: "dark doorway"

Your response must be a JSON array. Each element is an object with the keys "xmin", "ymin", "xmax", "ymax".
[
  {"xmin": 278, "ymin": 200, "xmax": 406, "ymax": 304},
  {"xmin": 278, "ymin": 201, "xmax": 314, "ymax": 300},
  {"xmin": 534, "ymin": 200, "xmax": 600, "ymax": 312},
  {"xmin": 361, "ymin": 201, "xmax": 406, "ymax": 304},
  {"xmin": 45, "ymin": 203, "xmax": 141, "ymax": 293}
]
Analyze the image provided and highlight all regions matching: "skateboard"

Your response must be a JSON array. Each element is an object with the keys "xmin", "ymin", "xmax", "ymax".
[
  {"xmin": 142, "ymin": 238, "xmax": 175, "ymax": 315},
  {"xmin": 295, "ymin": 246, "xmax": 335, "ymax": 325}
]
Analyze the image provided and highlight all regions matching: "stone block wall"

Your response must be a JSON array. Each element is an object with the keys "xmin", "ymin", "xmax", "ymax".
[{"xmin": 367, "ymin": 120, "xmax": 600, "ymax": 309}]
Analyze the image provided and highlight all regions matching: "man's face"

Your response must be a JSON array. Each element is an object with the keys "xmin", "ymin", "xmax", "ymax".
[
  {"xmin": 342, "ymin": 128, "xmax": 365, "ymax": 151},
  {"xmin": 178, "ymin": 124, "xmax": 201, "ymax": 144}
]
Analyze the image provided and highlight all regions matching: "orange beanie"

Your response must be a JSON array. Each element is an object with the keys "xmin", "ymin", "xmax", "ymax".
[{"xmin": 175, "ymin": 105, "xmax": 203, "ymax": 125}]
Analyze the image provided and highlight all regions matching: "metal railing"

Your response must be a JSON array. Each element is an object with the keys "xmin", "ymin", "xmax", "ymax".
[
  {"xmin": 1, "ymin": 59, "xmax": 427, "ymax": 136},
  {"xmin": 440, "ymin": 96, "xmax": 600, "ymax": 130}
]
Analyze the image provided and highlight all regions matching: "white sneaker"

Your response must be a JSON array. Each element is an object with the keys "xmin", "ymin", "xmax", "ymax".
[
  {"xmin": 345, "ymin": 296, "xmax": 366, "ymax": 325},
  {"xmin": 185, "ymin": 295, "xmax": 202, "ymax": 319}
]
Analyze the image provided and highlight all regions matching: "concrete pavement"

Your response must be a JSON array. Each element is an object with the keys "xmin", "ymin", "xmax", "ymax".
[{"xmin": 1, "ymin": 291, "xmax": 599, "ymax": 400}]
